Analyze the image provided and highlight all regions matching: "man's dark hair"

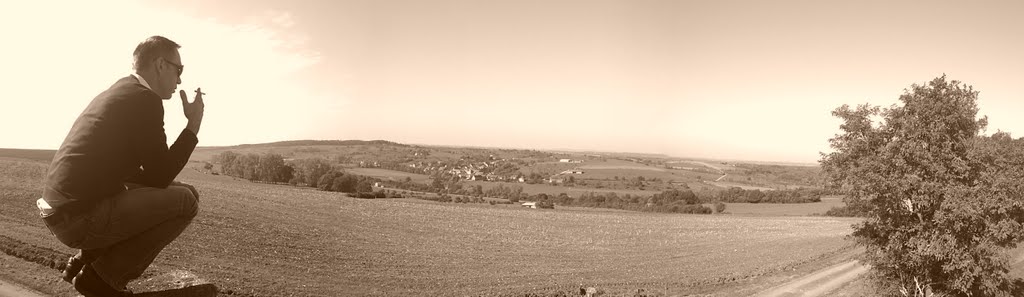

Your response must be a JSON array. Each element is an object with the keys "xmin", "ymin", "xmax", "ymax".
[{"xmin": 132, "ymin": 36, "xmax": 181, "ymax": 70}]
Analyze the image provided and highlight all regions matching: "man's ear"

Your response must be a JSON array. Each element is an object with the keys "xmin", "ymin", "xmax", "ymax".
[{"xmin": 152, "ymin": 57, "xmax": 165, "ymax": 80}]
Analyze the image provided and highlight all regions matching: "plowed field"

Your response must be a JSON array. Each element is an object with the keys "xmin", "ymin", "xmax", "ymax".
[{"xmin": 0, "ymin": 158, "xmax": 859, "ymax": 296}]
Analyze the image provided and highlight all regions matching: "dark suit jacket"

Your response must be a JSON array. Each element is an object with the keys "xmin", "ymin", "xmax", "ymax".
[{"xmin": 43, "ymin": 75, "xmax": 198, "ymax": 209}]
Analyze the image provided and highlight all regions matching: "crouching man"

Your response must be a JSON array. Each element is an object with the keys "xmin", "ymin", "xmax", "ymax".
[{"xmin": 38, "ymin": 35, "xmax": 206, "ymax": 297}]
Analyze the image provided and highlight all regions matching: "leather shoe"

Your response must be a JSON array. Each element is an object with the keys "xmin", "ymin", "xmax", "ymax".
[
  {"xmin": 61, "ymin": 255, "xmax": 85, "ymax": 283},
  {"xmin": 73, "ymin": 264, "xmax": 132, "ymax": 297},
  {"xmin": 64, "ymin": 248, "xmax": 107, "ymax": 283}
]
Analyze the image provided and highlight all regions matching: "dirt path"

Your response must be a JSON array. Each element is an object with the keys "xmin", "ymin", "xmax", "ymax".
[
  {"xmin": 0, "ymin": 278, "xmax": 48, "ymax": 297},
  {"xmin": 757, "ymin": 247, "xmax": 1024, "ymax": 297},
  {"xmin": 755, "ymin": 260, "xmax": 870, "ymax": 297}
]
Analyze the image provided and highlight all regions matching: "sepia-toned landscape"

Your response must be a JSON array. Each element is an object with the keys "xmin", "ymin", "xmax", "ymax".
[
  {"xmin": 4, "ymin": 140, "xmax": 1020, "ymax": 296},
  {"xmin": 4, "ymin": 1, "xmax": 1024, "ymax": 296},
  {"xmin": 0, "ymin": 144, "xmax": 863, "ymax": 296}
]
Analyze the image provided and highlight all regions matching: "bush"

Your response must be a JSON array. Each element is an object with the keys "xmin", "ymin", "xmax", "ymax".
[
  {"xmin": 713, "ymin": 202, "xmax": 726, "ymax": 213},
  {"xmin": 417, "ymin": 194, "xmax": 451, "ymax": 203},
  {"xmin": 677, "ymin": 204, "xmax": 711, "ymax": 214},
  {"xmin": 347, "ymin": 192, "xmax": 370, "ymax": 199},
  {"xmin": 651, "ymin": 189, "xmax": 699, "ymax": 205},
  {"xmin": 715, "ymin": 187, "xmax": 821, "ymax": 203},
  {"xmin": 649, "ymin": 203, "xmax": 710, "ymax": 214},
  {"xmin": 346, "ymin": 191, "xmax": 386, "ymax": 199}
]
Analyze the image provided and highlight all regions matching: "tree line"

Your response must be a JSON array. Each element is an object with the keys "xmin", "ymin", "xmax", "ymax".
[
  {"xmin": 715, "ymin": 187, "xmax": 822, "ymax": 203},
  {"xmin": 421, "ymin": 178, "xmax": 722, "ymax": 214},
  {"xmin": 215, "ymin": 151, "xmax": 294, "ymax": 183},
  {"xmin": 537, "ymin": 189, "xmax": 717, "ymax": 214},
  {"xmin": 214, "ymin": 152, "xmax": 380, "ymax": 195}
]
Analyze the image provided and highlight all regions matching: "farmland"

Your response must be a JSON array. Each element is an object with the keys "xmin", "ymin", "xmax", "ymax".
[
  {"xmin": 344, "ymin": 167, "xmax": 432, "ymax": 183},
  {"xmin": 460, "ymin": 179, "xmax": 662, "ymax": 197},
  {"xmin": 189, "ymin": 141, "xmax": 817, "ymax": 195},
  {"xmin": 0, "ymin": 155, "xmax": 861, "ymax": 296}
]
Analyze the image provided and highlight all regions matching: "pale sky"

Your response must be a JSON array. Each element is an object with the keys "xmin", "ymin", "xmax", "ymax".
[{"xmin": 2, "ymin": 0, "xmax": 1022, "ymax": 163}]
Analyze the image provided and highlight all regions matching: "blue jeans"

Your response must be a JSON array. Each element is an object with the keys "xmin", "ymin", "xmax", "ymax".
[{"xmin": 43, "ymin": 181, "xmax": 199, "ymax": 289}]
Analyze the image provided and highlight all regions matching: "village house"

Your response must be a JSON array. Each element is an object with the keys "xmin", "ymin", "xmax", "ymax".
[
  {"xmin": 560, "ymin": 169, "xmax": 585, "ymax": 175},
  {"xmin": 521, "ymin": 201, "xmax": 537, "ymax": 209}
]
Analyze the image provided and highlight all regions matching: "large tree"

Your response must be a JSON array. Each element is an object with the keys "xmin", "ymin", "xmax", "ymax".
[
  {"xmin": 256, "ymin": 153, "xmax": 288, "ymax": 183},
  {"xmin": 821, "ymin": 76, "xmax": 1024, "ymax": 296},
  {"xmin": 291, "ymin": 158, "xmax": 333, "ymax": 187}
]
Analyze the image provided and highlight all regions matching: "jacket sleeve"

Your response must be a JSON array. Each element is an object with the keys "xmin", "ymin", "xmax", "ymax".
[{"xmin": 128, "ymin": 97, "xmax": 199, "ymax": 188}]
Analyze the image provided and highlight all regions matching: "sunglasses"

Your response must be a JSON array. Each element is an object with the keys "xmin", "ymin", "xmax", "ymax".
[{"xmin": 161, "ymin": 58, "xmax": 184, "ymax": 76}]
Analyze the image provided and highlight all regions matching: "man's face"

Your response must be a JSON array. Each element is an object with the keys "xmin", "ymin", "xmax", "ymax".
[{"xmin": 155, "ymin": 51, "xmax": 183, "ymax": 99}]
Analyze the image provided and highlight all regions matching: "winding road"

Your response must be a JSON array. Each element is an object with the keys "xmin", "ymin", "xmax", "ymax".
[
  {"xmin": 755, "ymin": 260, "xmax": 869, "ymax": 297},
  {"xmin": 756, "ymin": 248, "xmax": 1024, "ymax": 296}
]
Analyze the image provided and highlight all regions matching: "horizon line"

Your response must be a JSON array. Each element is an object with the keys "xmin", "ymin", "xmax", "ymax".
[{"xmin": 1, "ymin": 138, "xmax": 821, "ymax": 167}]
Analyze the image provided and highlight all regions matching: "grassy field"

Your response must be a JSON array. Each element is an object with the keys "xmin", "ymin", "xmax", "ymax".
[
  {"xmin": 576, "ymin": 160, "xmax": 667, "ymax": 171},
  {"xmin": 704, "ymin": 181, "xmax": 775, "ymax": 191},
  {"xmin": 575, "ymin": 168, "xmax": 720, "ymax": 184},
  {"xmin": 343, "ymin": 167, "xmax": 432, "ymax": 183},
  {"xmin": 0, "ymin": 157, "xmax": 861, "ymax": 296}
]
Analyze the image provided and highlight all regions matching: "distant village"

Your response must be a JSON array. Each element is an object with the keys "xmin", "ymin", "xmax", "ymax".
[{"xmin": 359, "ymin": 156, "xmax": 587, "ymax": 184}]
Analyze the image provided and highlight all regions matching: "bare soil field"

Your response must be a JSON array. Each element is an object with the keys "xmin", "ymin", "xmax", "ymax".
[{"xmin": 1, "ymin": 157, "xmax": 859, "ymax": 296}]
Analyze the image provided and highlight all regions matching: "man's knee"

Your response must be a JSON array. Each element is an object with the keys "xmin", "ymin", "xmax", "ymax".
[
  {"xmin": 171, "ymin": 185, "xmax": 199, "ymax": 218},
  {"xmin": 171, "ymin": 181, "xmax": 199, "ymax": 201}
]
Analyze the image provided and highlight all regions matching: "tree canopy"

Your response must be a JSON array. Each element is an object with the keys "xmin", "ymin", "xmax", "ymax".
[{"xmin": 821, "ymin": 76, "xmax": 1024, "ymax": 296}]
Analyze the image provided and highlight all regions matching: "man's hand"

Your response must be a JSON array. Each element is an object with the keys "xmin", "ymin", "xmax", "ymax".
[{"xmin": 181, "ymin": 88, "xmax": 205, "ymax": 135}]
